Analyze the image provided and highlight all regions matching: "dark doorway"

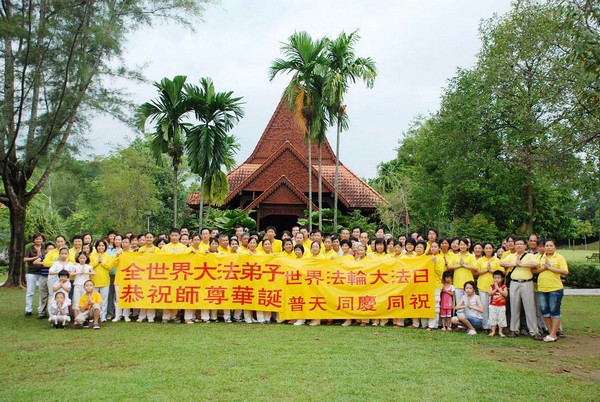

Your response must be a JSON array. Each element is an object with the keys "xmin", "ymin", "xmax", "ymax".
[{"xmin": 259, "ymin": 214, "xmax": 300, "ymax": 233}]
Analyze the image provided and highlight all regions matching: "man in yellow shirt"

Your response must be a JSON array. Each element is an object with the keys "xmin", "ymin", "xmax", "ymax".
[
  {"xmin": 198, "ymin": 228, "xmax": 211, "ymax": 252},
  {"xmin": 257, "ymin": 226, "xmax": 282, "ymax": 254},
  {"xmin": 160, "ymin": 229, "xmax": 189, "ymax": 323},
  {"xmin": 217, "ymin": 234, "xmax": 230, "ymax": 254},
  {"xmin": 500, "ymin": 238, "xmax": 542, "ymax": 340},
  {"xmin": 500, "ymin": 235, "xmax": 517, "ymax": 260},
  {"xmin": 138, "ymin": 232, "xmax": 158, "ymax": 254}
]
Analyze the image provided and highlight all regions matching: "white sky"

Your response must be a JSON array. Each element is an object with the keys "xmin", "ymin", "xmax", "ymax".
[{"xmin": 89, "ymin": 0, "xmax": 513, "ymax": 179}]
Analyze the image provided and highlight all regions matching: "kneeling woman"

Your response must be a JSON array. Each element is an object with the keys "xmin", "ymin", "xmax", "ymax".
[{"xmin": 451, "ymin": 281, "xmax": 484, "ymax": 335}]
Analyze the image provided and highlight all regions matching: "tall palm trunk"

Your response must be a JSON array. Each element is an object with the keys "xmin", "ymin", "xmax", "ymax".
[
  {"xmin": 173, "ymin": 164, "xmax": 178, "ymax": 227},
  {"xmin": 198, "ymin": 177, "xmax": 204, "ymax": 229},
  {"xmin": 333, "ymin": 116, "xmax": 342, "ymax": 232},
  {"xmin": 318, "ymin": 144, "xmax": 323, "ymax": 230},
  {"xmin": 307, "ymin": 135, "xmax": 313, "ymax": 231}
]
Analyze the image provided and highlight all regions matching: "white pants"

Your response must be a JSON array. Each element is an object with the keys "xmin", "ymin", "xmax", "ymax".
[
  {"xmin": 200, "ymin": 310, "xmax": 230, "ymax": 321},
  {"xmin": 95, "ymin": 286, "xmax": 110, "ymax": 320},
  {"xmin": 243, "ymin": 310, "xmax": 254, "ymax": 323},
  {"xmin": 479, "ymin": 291, "xmax": 490, "ymax": 329},
  {"xmin": 256, "ymin": 311, "xmax": 271, "ymax": 323},
  {"xmin": 454, "ymin": 288, "xmax": 465, "ymax": 311},
  {"xmin": 25, "ymin": 274, "xmax": 41, "ymax": 313},
  {"xmin": 72, "ymin": 284, "xmax": 84, "ymax": 311},
  {"xmin": 423, "ymin": 289, "xmax": 441, "ymax": 329},
  {"xmin": 113, "ymin": 285, "xmax": 130, "ymax": 319},
  {"xmin": 49, "ymin": 315, "xmax": 70, "ymax": 325},
  {"xmin": 38, "ymin": 277, "xmax": 49, "ymax": 315},
  {"xmin": 138, "ymin": 309, "xmax": 155, "ymax": 321}
]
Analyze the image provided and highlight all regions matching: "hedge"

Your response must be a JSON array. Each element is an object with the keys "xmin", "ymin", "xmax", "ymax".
[{"xmin": 564, "ymin": 262, "xmax": 600, "ymax": 288}]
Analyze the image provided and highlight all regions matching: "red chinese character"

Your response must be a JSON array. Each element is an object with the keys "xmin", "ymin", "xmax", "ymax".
[
  {"xmin": 193, "ymin": 262, "xmax": 218, "ymax": 280},
  {"xmin": 223, "ymin": 262, "xmax": 240, "ymax": 280},
  {"xmin": 240, "ymin": 262, "xmax": 262, "ymax": 281},
  {"xmin": 204, "ymin": 286, "xmax": 229, "ymax": 305},
  {"xmin": 262, "ymin": 264, "xmax": 284, "ymax": 282},
  {"xmin": 257, "ymin": 288, "xmax": 282, "ymax": 308},
  {"xmin": 121, "ymin": 263, "xmax": 145, "ymax": 281},
  {"xmin": 409, "ymin": 293, "xmax": 430, "ymax": 309},
  {"xmin": 336, "ymin": 296, "xmax": 354, "ymax": 310},
  {"xmin": 347, "ymin": 270, "xmax": 367, "ymax": 285},
  {"xmin": 358, "ymin": 296, "xmax": 377, "ymax": 311},
  {"xmin": 395, "ymin": 268, "xmax": 411, "ymax": 284},
  {"xmin": 288, "ymin": 296, "xmax": 305, "ymax": 312},
  {"xmin": 176, "ymin": 286, "xmax": 201, "ymax": 304},
  {"xmin": 305, "ymin": 270, "xmax": 324, "ymax": 285},
  {"xmin": 170, "ymin": 262, "xmax": 193, "ymax": 281},
  {"xmin": 309, "ymin": 296, "xmax": 327, "ymax": 311},
  {"xmin": 387, "ymin": 295, "xmax": 405, "ymax": 309},
  {"xmin": 328, "ymin": 270, "xmax": 346, "ymax": 285},
  {"xmin": 147, "ymin": 285, "xmax": 172, "ymax": 303},
  {"xmin": 146, "ymin": 263, "xmax": 169, "ymax": 280},
  {"xmin": 285, "ymin": 270, "xmax": 302, "ymax": 285},
  {"xmin": 231, "ymin": 286, "xmax": 254, "ymax": 305},
  {"xmin": 413, "ymin": 269, "xmax": 429, "ymax": 283},
  {"xmin": 369, "ymin": 269, "xmax": 389, "ymax": 284},
  {"xmin": 119, "ymin": 284, "xmax": 144, "ymax": 302}
]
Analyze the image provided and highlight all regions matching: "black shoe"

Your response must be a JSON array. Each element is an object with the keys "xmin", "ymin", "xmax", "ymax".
[
  {"xmin": 37, "ymin": 314, "xmax": 47, "ymax": 319},
  {"xmin": 532, "ymin": 333, "xmax": 543, "ymax": 341},
  {"xmin": 25, "ymin": 312, "xmax": 32, "ymax": 317},
  {"xmin": 557, "ymin": 330, "xmax": 565, "ymax": 338},
  {"xmin": 82, "ymin": 322, "xmax": 89, "ymax": 328},
  {"xmin": 508, "ymin": 331, "xmax": 519, "ymax": 338}
]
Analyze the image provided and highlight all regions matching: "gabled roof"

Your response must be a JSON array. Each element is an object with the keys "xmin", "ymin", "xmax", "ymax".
[{"xmin": 244, "ymin": 175, "xmax": 317, "ymax": 212}]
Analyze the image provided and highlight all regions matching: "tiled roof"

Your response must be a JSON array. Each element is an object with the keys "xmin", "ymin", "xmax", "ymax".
[{"xmin": 317, "ymin": 165, "xmax": 386, "ymax": 208}]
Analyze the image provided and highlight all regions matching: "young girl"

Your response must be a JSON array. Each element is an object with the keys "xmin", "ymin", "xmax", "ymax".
[
  {"xmin": 451, "ymin": 281, "xmax": 484, "ymax": 335},
  {"xmin": 475, "ymin": 242, "xmax": 502, "ymax": 331},
  {"xmin": 440, "ymin": 271, "xmax": 455, "ymax": 331},
  {"xmin": 48, "ymin": 247, "xmax": 74, "ymax": 300},
  {"xmin": 400, "ymin": 238, "xmax": 416, "ymax": 259},
  {"xmin": 72, "ymin": 251, "xmax": 96, "ymax": 316}
]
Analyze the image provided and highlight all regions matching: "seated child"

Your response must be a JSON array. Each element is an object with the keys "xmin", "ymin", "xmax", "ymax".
[
  {"xmin": 488, "ymin": 270, "xmax": 508, "ymax": 338},
  {"xmin": 48, "ymin": 291, "xmax": 71, "ymax": 328},
  {"xmin": 74, "ymin": 280, "xmax": 103, "ymax": 330},
  {"xmin": 451, "ymin": 281, "xmax": 484, "ymax": 336}
]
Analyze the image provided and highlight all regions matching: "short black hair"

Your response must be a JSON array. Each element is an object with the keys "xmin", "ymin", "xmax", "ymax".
[{"xmin": 58, "ymin": 270, "xmax": 70, "ymax": 278}]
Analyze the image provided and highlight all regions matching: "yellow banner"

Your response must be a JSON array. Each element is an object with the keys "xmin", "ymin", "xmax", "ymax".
[{"xmin": 116, "ymin": 253, "xmax": 435, "ymax": 319}]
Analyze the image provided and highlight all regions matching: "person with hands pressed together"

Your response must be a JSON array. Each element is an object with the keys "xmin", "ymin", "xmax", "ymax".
[
  {"xmin": 90, "ymin": 240, "xmax": 114, "ymax": 322},
  {"xmin": 74, "ymin": 279, "xmax": 103, "ymax": 329},
  {"xmin": 500, "ymin": 238, "xmax": 543, "ymax": 340},
  {"xmin": 446, "ymin": 238, "xmax": 477, "ymax": 304},
  {"xmin": 533, "ymin": 239, "xmax": 569, "ymax": 342}
]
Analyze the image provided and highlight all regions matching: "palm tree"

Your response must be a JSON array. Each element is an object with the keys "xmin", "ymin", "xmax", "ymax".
[
  {"xmin": 136, "ymin": 76, "xmax": 191, "ymax": 227},
  {"xmin": 324, "ymin": 31, "xmax": 377, "ymax": 232},
  {"xmin": 269, "ymin": 31, "xmax": 328, "ymax": 231},
  {"xmin": 185, "ymin": 78, "xmax": 244, "ymax": 228}
]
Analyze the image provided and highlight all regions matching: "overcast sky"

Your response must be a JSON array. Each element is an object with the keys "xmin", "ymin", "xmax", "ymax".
[{"xmin": 89, "ymin": 0, "xmax": 513, "ymax": 179}]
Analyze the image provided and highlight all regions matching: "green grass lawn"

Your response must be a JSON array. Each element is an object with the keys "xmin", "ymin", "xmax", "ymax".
[
  {"xmin": 558, "ymin": 247, "xmax": 600, "ymax": 264},
  {"xmin": 0, "ymin": 288, "xmax": 599, "ymax": 401}
]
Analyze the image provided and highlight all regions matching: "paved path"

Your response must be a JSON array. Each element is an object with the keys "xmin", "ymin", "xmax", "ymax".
[{"xmin": 564, "ymin": 288, "xmax": 600, "ymax": 296}]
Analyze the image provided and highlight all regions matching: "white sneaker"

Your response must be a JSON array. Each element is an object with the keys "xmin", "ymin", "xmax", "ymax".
[
  {"xmin": 341, "ymin": 319, "xmax": 352, "ymax": 327},
  {"xmin": 147, "ymin": 319, "xmax": 154, "ymax": 323},
  {"xmin": 308, "ymin": 320, "xmax": 321, "ymax": 326},
  {"xmin": 136, "ymin": 317, "xmax": 144, "ymax": 323},
  {"xmin": 112, "ymin": 317, "xmax": 120, "ymax": 323},
  {"xmin": 467, "ymin": 329, "xmax": 477, "ymax": 336},
  {"xmin": 293, "ymin": 320, "xmax": 306, "ymax": 326},
  {"xmin": 124, "ymin": 316, "xmax": 131, "ymax": 323}
]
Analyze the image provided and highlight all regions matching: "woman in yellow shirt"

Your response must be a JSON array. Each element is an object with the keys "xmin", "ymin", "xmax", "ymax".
[
  {"xmin": 401, "ymin": 238, "xmax": 416, "ymax": 259},
  {"xmin": 472, "ymin": 243, "xmax": 484, "ymax": 260},
  {"xmin": 533, "ymin": 239, "xmax": 568, "ymax": 342},
  {"xmin": 425, "ymin": 241, "xmax": 447, "ymax": 331},
  {"xmin": 280, "ymin": 238, "xmax": 295, "ymax": 258},
  {"xmin": 90, "ymin": 239, "xmax": 114, "ymax": 322},
  {"xmin": 447, "ymin": 238, "xmax": 477, "ymax": 304},
  {"xmin": 409, "ymin": 240, "xmax": 429, "ymax": 328},
  {"xmin": 475, "ymin": 242, "xmax": 502, "ymax": 331},
  {"xmin": 369, "ymin": 238, "xmax": 390, "ymax": 260}
]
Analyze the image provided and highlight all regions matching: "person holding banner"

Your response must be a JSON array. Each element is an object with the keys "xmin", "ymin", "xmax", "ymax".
[
  {"xmin": 113, "ymin": 236, "xmax": 133, "ymax": 322},
  {"xmin": 426, "ymin": 241, "xmax": 446, "ymax": 331},
  {"xmin": 409, "ymin": 240, "xmax": 429, "ymax": 329},
  {"xmin": 161, "ymin": 229, "xmax": 187, "ymax": 323},
  {"xmin": 280, "ymin": 239, "xmax": 295, "ymax": 258},
  {"xmin": 293, "ymin": 244, "xmax": 304, "ymax": 259}
]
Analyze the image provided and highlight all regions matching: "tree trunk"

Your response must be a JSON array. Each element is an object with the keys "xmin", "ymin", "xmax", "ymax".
[
  {"xmin": 318, "ymin": 144, "xmax": 323, "ymax": 230},
  {"xmin": 333, "ymin": 117, "xmax": 341, "ymax": 233},
  {"xmin": 4, "ymin": 201, "xmax": 27, "ymax": 287},
  {"xmin": 198, "ymin": 178, "xmax": 204, "ymax": 230},
  {"xmin": 525, "ymin": 180, "xmax": 533, "ymax": 233},
  {"xmin": 307, "ymin": 135, "xmax": 313, "ymax": 231},
  {"xmin": 173, "ymin": 164, "xmax": 178, "ymax": 227}
]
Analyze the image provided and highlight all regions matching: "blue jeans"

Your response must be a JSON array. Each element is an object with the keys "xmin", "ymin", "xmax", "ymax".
[{"xmin": 538, "ymin": 290, "xmax": 563, "ymax": 319}]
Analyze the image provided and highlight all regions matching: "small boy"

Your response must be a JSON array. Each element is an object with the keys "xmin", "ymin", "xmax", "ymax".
[
  {"xmin": 74, "ymin": 279, "xmax": 103, "ymax": 329},
  {"xmin": 52, "ymin": 270, "xmax": 72, "ymax": 301},
  {"xmin": 48, "ymin": 291, "xmax": 71, "ymax": 328},
  {"xmin": 488, "ymin": 270, "xmax": 509, "ymax": 337}
]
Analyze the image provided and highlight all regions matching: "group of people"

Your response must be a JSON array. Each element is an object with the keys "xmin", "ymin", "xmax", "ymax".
[{"xmin": 23, "ymin": 225, "xmax": 568, "ymax": 341}]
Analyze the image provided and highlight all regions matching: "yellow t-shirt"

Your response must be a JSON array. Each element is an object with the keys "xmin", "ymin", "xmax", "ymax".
[
  {"xmin": 42, "ymin": 248, "xmax": 61, "ymax": 267},
  {"xmin": 78, "ymin": 292, "xmax": 103, "ymax": 311},
  {"xmin": 476, "ymin": 256, "xmax": 503, "ymax": 293},
  {"xmin": 369, "ymin": 252, "xmax": 391, "ymax": 260},
  {"xmin": 430, "ymin": 254, "xmax": 446, "ymax": 290},
  {"xmin": 504, "ymin": 253, "xmax": 537, "ymax": 280},
  {"xmin": 537, "ymin": 253, "xmax": 568, "ymax": 292},
  {"xmin": 322, "ymin": 249, "xmax": 339, "ymax": 259},
  {"xmin": 160, "ymin": 242, "xmax": 189, "ymax": 254},
  {"xmin": 258, "ymin": 239, "xmax": 283, "ymax": 254},
  {"xmin": 400, "ymin": 252, "xmax": 416, "ymax": 259},
  {"xmin": 441, "ymin": 251, "xmax": 457, "ymax": 269},
  {"xmin": 453, "ymin": 252, "xmax": 477, "ymax": 289},
  {"xmin": 137, "ymin": 245, "xmax": 158, "ymax": 254},
  {"xmin": 218, "ymin": 246, "xmax": 230, "ymax": 255},
  {"xmin": 90, "ymin": 252, "xmax": 114, "ymax": 288},
  {"xmin": 280, "ymin": 251, "xmax": 295, "ymax": 259},
  {"xmin": 501, "ymin": 250, "xmax": 514, "ymax": 261},
  {"xmin": 68, "ymin": 248, "xmax": 81, "ymax": 263}
]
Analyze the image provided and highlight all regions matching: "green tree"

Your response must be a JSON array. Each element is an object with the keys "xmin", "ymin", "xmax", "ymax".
[
  {"xmin": 0, "ymin": 1, "xmax": 207, "ymax": 287},
  {"xmin": 137, "ymin": 76, "xmax": 192, "ymax": 227},
  {"xmin": 269, "ymin": 31, "xmax": 329, "ymax": 231},
  {"xmin": 324, "ymin": 30, "xmax": 377, "ymax": 232},
  {"xmin": 185, "ymin": 78, "xmax": 244, "ymax": 227}
]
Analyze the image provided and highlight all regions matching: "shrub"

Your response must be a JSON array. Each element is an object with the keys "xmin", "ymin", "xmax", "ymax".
[{"xmin": 564, "ymin": 262, "xmax": 600, "ymax": 288}]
